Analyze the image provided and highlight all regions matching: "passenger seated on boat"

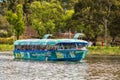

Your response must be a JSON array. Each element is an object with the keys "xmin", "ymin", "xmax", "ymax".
[
  {"xmin": 33, "ymin": 45, "xmax": 38, "ymax": 50},
  {"xmin": 26, "ymin": 45, "xmax": 30, "ymax": 50},
  {"xmin": 25, "ymin": 45, "xmax": 27, "ymax": 50},
  {"xmin": 56, "ymin": 45, "xmax": 63, "ymax": 50},
  {"xmin": 63, "ymin": 44, "xmax": 74, "ymax": 50},
  {"xmin": 29, "ymin": 46, "xmax": 32, "ymax": 50},
  {"xmin": 59, "ymin": 46, "xmax": 64, "ymax": 50},
  {"xmin": 42, "ymin": 46, "xmax": 47, "ymax": 50},
  {"xmin": 40, "ymin": 46, "xmax": 43, "ymax": 50},
  {"xmin": 47, "ymin": 45, "xmax": 51, "ymax": 50},
  {"xmin": 20, "ymin": 46, "xmax": 23, "ymax": 50},
  {"xmin": 37, "ymin": 45, "xmax": 40, "ymax": 50},
  {"xmin": 51, "ymin": 46, "xmax": 56, "ymax": 50},
  {"xmin": 29, "ymin": 45, "xmax": 32, "ymax": 50},
  {"xmin": 49, "ymin": 46, "xmax": 53, "ymax": 50},
  {"xmin": 64, "ymin": 46, "xmax": 67, "ymax": 49},
  {"xmin": 57, "ymin": 43, "xmax": 64, "ymax": 50},
  {"xmin": 54, "ymin": 46, "xmax": 57, "ymax": 50},
  {"xmin": 34, "ymin": 46, "xmax": 38, "ymax": 50},
  {"xmin": 21, "ymin": 45, "xmax": 24, "ymax": 50},
  {"xmin": 47, "ymin": 46, "xmax": 55, "ymax": 50},
  {"xmin": 31, "ymin": 45, "xmax": 35, "ymax": 50},
  {"xmin": 70, "ymin": 47, "xmax": 75, "ymax": 50},
  {"xmin": 15, "ymin": 45, "xmax": 21, "ymax": 50}
]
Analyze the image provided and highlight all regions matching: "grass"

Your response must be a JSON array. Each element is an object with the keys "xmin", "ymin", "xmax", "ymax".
[
  {"xmin": 87, "ymin": 46, "xmax": 120, "ymax": 56},
  {"xmin": 0, "ymin": 44, "xmax": 120, "ymax": 56}
]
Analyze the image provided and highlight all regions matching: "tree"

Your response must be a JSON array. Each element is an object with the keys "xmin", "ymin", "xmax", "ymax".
[
  {"xmin": 0, "ymin": 0, "xmax": 8, "ymax": 15},
  {"xmin": 108, "ymin": 0, "xmax": 120, "ymax": 41},
  {"xmin": 58, "ymin": 0, "xmax": 78, "ymax": 10},
  {"xmin": 6, "ymin": 4, "xmax": 25, "ymax": 40},
  {"xmin": 72, "ymin": 0, "xmax": 120, "ymax": 43},
  {"xmin": 30, "ymin": 1, "xmax": 64, "ymax": 37},
  {"xmin": 32, "ymin": 19, "xmax": 45, "ymax": 38},
  {"xmin": 62, "ymin": 10, "xmax": 75, "ymax": 32},
  {"xmin": 72, "ymin": 0, "xmax": 104, "ymax": 41},
  {"xmin": 7, "ymin": 0, "xmax": 26, "ymax": 12},
  {"xmin": 0, "ymin": 14, "xmax": 12, "ymax": 37}
]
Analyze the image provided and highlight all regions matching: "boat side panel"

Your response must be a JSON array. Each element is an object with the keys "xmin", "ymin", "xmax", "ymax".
[
  {"xmin": 48, "ymin": 50, "xmax": 88, "ymax": 61},
  {"xmin": 14, "ymin": 50, "xmax": 49, "ymax": 61},
  {"xmin": 13, "ymin": 50, "xmax": 88, "ymax": 61}
]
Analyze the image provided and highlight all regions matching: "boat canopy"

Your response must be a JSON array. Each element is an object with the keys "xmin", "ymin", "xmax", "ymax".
[
  {"xmin": 73, "ymin": 33, "xmax": 85, "ymax": 39},
  {"xmin": 14, "ymin": 39, "xmax": 88, "ymax": 46},
  {"xmin": 42, "ymin": 34, "xmax": 53, "ymax": 39}
]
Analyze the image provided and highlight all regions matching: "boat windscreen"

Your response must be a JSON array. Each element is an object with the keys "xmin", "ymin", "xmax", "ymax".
[{"xmin": 56, "ymin": 43, "xmax": 76, "ymax": 50}]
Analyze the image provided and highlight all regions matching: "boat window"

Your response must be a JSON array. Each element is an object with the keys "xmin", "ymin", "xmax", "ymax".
[
  {"xmin": 46, "ymin": 45, "xmax": 51, "ymax": 50},
  {"xmin": 15, "ymin": 45, "xmax": 58, "ymax": 51},
  {"xmin": 56, "ymin": 43, "xmax": 64, "ymax": 50},
  {"xmin": 31, "ymin": 45, "xmax": 41, "ymax": 50},
  {"xmin": 37, "ymin": 45, "xmax": 40, "ymax": 50},
  {"xmin": 70, "ymin": 43, "xmax": 76, "ymax": 49},
  {"xmin": 15, "ymin": 45, "xmax": 21, "ymax": 50},
  {"xmin": 56, "ymin": 43, "xmax": 76, "ymax": 50},
  {"xmin": 21, "ymin": 45, "xmax": 27, "ymax": 50},
  {"xmin": 40, "ymin": 45, "xmax": 47, "ymax": 50},
  {"xmin": 46, "ymin": 45, "xmax": 56, "ymax": 50},
  {"xmin": 77, "ymin": 44, "xmax": 86, "ymax": 48},
  {"xmin": 63, "ymin": 43, "xmax": 76, "ymax": 49},
  {"xmin": 15, "ymin": 45, "xmax": 40, "ymax": 50}
]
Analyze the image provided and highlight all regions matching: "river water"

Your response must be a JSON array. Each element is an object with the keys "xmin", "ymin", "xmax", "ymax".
[{"xmin": 0, "ymin": 53, "xmax": 120, "ymax": 80}]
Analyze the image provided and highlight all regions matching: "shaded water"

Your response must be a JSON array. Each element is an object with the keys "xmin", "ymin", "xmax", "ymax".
[{"xmin": 0, "ymin": 53, "xmax": 120, "ymax": 80}]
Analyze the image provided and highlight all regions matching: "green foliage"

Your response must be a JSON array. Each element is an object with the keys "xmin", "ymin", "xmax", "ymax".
[
  {"xmin": 0, "ymin": 37, "xmax": 14, "ymax": 44},
  {"xmin": 0, "ymin": 44, "xmax": 13, "ymax": 51},
  {"xmin": 6, "ymin": 4, "xmax": 25, "ymax": 40},
  {"xmin": 32, "ymin": 19, "xmax": 45, "ymax": 37},
  {"xmin": 30, "ymin": 1, "xmax": 64, "ymax": 37},
  {"xmin": 0, "ymin": 0, "xmax": 119, "ymax": 41},
  {"xmin": 0, "ymin": 14, "xmax": 12, "ymax": 37},
  {"xmin": 108, "ymin": 0, "xmax": 120, "ymax": 40},
  {"xmin": 59, "ymin": 0, "xmax": 78, "ymax": 10},
  {"xmin": 73, "ymin": 0, "xmax": 106, "ymax": 40},
  {"xmin": 7, "ymin": 0, "xmax": 25, "ymax": 12},
  {"xmin": 5, "ymin": 11, "xmax": 18, "ymax": 29},
  {"xmin": 73, "ymin": 0, "xmax": 120, "ymax": 41},
  {"xmin": 109, "ymin": 15, "xmax": 120, "ymax": 40},
  {"xmin": 57, "ymin": 9, "xmax": 74, "ymax": 32}
]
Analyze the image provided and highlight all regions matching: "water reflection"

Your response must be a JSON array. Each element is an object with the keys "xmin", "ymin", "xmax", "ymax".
[
  {"xmin": 0, "ymin": 53, "xmax": 120, "ymax": 80},
  {"xmin": 86, "ymin": 55, "xmax": 120, "ymax": 80}
]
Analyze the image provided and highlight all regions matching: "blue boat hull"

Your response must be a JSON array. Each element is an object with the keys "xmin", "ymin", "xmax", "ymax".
[{"xmin": 13, "ymin": 50, "xmax": 88, "ymax": 61}]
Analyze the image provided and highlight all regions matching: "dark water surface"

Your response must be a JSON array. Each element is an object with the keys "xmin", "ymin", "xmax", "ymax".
[{"xmin": 0, "ymin": 53, "xmax": 120, "ymax": 80}]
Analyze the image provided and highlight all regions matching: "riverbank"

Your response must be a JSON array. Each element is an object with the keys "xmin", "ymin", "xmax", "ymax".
[
  {"xmin": 87, "ymin": 46, "xmax": 120, "ymax": 56},
  {"xmin": 0, "ymin": 44, "xmax": 120, "ymax": 56}
]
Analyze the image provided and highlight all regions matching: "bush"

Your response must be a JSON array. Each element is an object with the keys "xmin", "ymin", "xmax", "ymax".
[
  {"xmin": 0, "ymin": 44, "xmax": 13, "ymax": 51},
  {"xmin": 0, "ymin": 37, "xmax": 14, "ymax": 44}
]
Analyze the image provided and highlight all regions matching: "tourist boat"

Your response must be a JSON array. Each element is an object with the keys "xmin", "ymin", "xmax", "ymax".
[{"xmin": 13, "ymin": 33, "xmax": 88, "ymax": 61}]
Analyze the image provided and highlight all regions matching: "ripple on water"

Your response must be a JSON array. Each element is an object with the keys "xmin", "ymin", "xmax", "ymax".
[
  {"xmin": 86, "ymin": 60, "xmax": 120, "ymax": 80},
  {"xmin": 0, "ymin": 56, "xmax": 88, "ymax": 80},
  {"xmin": 0, "ymin": 54, "xmax": 120, "ymax": 80}
]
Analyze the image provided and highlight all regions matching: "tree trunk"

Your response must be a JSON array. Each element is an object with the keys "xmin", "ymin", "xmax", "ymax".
[
  {"xmin": 16, "ymin": 33, "xmax": 19, "ymax": 40},
  {"xmin": 93, "ymin": 35, "xmax": 97, "ymax": 46}
]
